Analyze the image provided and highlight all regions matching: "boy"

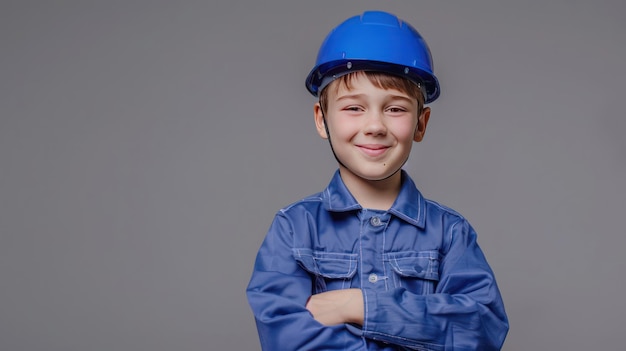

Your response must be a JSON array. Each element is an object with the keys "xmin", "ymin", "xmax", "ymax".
[{"xmin": 247, "ymin": 11, "xmax": 509, "ymax": 350}]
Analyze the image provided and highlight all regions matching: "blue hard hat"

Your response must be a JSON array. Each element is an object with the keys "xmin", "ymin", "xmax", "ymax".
[{"xmin": 305, "ymin": 11, "xmax": 440, "ymax": 103}]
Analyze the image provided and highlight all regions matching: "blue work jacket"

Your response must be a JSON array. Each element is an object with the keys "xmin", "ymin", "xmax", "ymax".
[{"xmin": 247, "ymin": 170, "xmax": 508, "ymax": 350}]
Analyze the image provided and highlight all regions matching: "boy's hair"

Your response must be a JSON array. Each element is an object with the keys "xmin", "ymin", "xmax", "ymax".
[{"xmin": 319, "ymin": 71, "xmax": 425, "ymax": 114}]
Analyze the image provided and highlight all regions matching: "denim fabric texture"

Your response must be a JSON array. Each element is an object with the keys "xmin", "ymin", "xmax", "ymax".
[{"xmin": 247, "ymin": 170, "xmax": 509, "ymax": 350}]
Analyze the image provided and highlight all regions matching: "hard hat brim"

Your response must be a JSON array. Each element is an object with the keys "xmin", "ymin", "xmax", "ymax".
[{"xmin": 305, "ymin": 59, "xmax": 440, "ymax": 103}]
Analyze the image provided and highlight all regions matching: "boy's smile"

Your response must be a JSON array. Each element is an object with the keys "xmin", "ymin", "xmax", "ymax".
[
  {"xmin": 356, "ymin": 143, "xmax": 390, "ymax": 158},
  {"xmin": 314, "ymin": 73, "xmax": 430, "ymax": 191}
]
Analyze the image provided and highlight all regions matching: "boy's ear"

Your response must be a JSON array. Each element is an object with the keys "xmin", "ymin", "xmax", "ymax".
[
  {"xmin": 413, "ymin": 107, "xmax": 431, "ymax": 142},
  {"xmin": 314, "ymin": 103, "xmax": 328, "ymax": 139}
]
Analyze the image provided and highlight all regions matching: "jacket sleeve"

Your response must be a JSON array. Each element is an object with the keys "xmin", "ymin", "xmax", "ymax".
[
  {"xmin": 246, "ymin": 213, "xmax": 367, "ymax": 351},
  {"xmin": 358, "ymin": 219, "xmax": 509, "ymax": 351}
]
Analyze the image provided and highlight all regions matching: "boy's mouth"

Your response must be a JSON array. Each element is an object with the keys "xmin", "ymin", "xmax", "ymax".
[{"xmin": 356, "ymin": 144, "xmax": 390, "ymax": 157}]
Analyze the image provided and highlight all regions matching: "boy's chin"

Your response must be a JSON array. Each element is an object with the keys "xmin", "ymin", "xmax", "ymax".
[{"xmin": 341, "ymin": 166, "xmax": 403, "ymax": 183}]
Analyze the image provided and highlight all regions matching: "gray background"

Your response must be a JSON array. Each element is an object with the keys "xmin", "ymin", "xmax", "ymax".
[{"xmin": 1, "ymin": 0, "xmax": 624, "ymax": 350}]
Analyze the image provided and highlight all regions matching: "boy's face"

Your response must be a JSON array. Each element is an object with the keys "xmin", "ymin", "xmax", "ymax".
[{"xmin": 314, "ymin": 73, "xmax": 430, "ymax": 183}]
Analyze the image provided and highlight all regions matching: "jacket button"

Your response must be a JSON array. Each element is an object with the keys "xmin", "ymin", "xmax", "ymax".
[
  {"xmin": 370, "ymin": 216, "xmax": 382, "ymax": 226},
  {"xmin": 368, "ymin": 273, "xmax": 378, "ymax": 283}
]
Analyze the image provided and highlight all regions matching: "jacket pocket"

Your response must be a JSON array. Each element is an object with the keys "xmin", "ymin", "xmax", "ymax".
[
  {"xmin": 293, "ymin": 248, "xmax": 357, "ymax": 293},
  {"xmin": 386, "ymin": 250, "xmax": 440, "ymax": 294}
]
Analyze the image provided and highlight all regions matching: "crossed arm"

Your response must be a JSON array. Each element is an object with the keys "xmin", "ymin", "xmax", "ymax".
[{"xmin": 305, "ymin": 288, "xmax": 364, "ymax": 326}]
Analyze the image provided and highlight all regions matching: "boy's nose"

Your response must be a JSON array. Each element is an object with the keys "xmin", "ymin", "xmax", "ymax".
[{"xmin": 363, "ymin": 111, "xmax": 387, "ymax": 135}]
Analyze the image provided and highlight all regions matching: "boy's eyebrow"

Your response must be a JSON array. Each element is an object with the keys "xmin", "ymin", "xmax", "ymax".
[
  {"xmin": 335, "ymin": 93, "xmax": 414, "ymax": 103},
  {"xmin": 335, "ymin": 93, "xmax": 367, "ymax": 102}
]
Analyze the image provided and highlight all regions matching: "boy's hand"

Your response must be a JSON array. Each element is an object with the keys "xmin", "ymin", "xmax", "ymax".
[{"xmin": 305, "ymin": 288, "xmax": 364, "ymax": 326}]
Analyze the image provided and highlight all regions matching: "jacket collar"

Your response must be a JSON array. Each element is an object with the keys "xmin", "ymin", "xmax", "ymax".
[{"xmin": 322, "ymin": 169, "xmax": 426, "ymax": 228}]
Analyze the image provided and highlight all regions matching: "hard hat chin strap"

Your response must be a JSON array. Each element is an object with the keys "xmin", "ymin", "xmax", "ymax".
[{"xmin": 321, "ymin": 109, "xmax": 348, "ymax": 171}]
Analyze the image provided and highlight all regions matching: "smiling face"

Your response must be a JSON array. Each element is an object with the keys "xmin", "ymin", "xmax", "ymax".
[{"xmin": 314, "ymin": 72, "xmax": 430, "ymax": 190}]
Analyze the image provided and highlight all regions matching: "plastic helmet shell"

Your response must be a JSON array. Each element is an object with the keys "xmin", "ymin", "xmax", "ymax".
[{"xmin": 305, "ymin": 11, "xmax": 440, "ymax": 103}]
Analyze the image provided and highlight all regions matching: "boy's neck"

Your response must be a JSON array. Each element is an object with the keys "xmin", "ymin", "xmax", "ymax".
[{"xmin": 338, "ymin": 167, "xmax": 402, "ymax": 211}]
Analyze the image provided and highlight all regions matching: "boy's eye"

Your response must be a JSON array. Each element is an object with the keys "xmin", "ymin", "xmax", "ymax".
[
  {"xmin": 343, "ymin": 106, "xmax": 363, "ymax": 112},
  {"xmin": 387, "ymin": 107, "xmax": 408, "ymax": 113}
]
